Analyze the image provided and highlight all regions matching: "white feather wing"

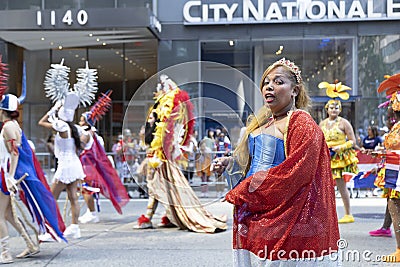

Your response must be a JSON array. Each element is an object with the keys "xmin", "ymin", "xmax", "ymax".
[
  {"xmin": 74, "ymin": 62, "xmax": 98, "ymax": 107},
  {"xmin": 43, "ymin": 62, "xmax": 70, "ymax": 103}
]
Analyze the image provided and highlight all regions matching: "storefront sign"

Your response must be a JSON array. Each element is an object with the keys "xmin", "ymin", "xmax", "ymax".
[
  {"xmin": 36, "ymin": 10, "xmax": 88, "ymax": 26},
  {"xmin": 183, "ymin": 0, "xmax": 400, "ymax": 24}
]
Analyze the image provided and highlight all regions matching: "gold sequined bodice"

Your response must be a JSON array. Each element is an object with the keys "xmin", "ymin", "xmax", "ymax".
[
  {"xmin": 321, "ymin": 118, "xmax": 346, "ymax": 148},
  {"xmin": 384, "ymin": 122, "xmax": 400, "ymax": 150}
]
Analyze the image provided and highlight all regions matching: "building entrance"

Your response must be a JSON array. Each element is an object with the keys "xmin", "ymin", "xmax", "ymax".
[{"xmin": 1, "ymin": 30, "xmax": 158, "ymax": 152}]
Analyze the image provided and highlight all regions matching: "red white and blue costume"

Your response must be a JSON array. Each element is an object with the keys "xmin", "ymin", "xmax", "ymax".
[{"xmin": 79, "ymin": 92, "xmax": 129, "ymax": 214}]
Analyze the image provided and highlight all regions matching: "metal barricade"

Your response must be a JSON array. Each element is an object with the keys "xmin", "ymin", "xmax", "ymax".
[
  {"xmin": 35, "ymin": 152, "xmax": 53, "ymax": 184},
  {"xmin": 105, "ymin": 150, "xmax": 229, "ymax": 196},
  {"xmin": 106, "ymin": 151, "xmax": 148, "ymax": 198}
]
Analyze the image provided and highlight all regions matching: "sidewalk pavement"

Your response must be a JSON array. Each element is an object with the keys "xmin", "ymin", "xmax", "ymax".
[{"xmin": 4, "ymin": 193, "xmax": 398, "ymax": 267}]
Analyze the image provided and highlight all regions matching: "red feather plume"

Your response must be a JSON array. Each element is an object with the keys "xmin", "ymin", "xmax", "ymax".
[
  {"xmin": 88, "ymin": 90, "xmax": 113, "ymax": 123},
  {"xmin": 0, "ymin": 55, "xmax": 9, "ymax": 99}
]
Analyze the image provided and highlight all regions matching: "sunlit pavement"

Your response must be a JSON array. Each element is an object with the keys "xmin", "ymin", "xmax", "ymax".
[{"xmin": 5, "ymin": 190, "xmax": 398, "ymax": 267}]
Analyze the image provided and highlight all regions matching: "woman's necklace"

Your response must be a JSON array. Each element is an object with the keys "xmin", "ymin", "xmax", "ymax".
[
  {"xmin": 327, "ymin": 117, "xmax": 338, "ymax": 126},
  {"xmin": 265, "ymin": 111, "xmax": 289, "ymax": 129}
]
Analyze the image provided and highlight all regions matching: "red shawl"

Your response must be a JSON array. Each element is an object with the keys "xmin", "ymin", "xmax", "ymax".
[
  {"xmin": 80, "ymin": 134, "xmax": 129, "ymax": 214},
  {"xmin": 225, "ymin": 110, "xmax": 339, "ymax": 260}
]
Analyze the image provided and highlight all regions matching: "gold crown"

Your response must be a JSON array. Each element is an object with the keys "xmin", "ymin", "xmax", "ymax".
[{"xmin": 275, "ymin": 58, "xmax": 302, "ymax": 84}]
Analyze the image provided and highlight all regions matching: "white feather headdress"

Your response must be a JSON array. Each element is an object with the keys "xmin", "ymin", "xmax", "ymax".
[
  {"xmin": 44, "ymin": 58, "xmax": 70, "ymax": 103},
  {"xmin": 74, "ymin": 61, "xmax": 98, "ymax": 107},
  {"xmin": 43, "ymin": 59, "xmax": 98, "ymax": 107}
]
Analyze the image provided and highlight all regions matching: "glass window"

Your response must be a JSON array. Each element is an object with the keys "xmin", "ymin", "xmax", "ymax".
[
  {"xmin": 356, "ymin": 35, "xmax": 397, "ymax": 132},
  {"xmin": 87, "ymin": 44, "xmax": 123, "ymax": 100},
  {"xmin": 302, "ymin": 38, "xmax": 354, "ymax": 97},
  {"xmin": 45, "ymin": 0, "xmax": 115, "ymax": 9},
  {"xmin": 26, "ymin": 104, "xmax": 53, "ymax": 152},
  {"xmin": 254, "ymin": 38, "xmax": 354, "ymax": 126},
  {"xmin": 0, "ymin": 0, "xmax": 153, "ymax": 10},
  {"xmin": 22, "ymin": 42, "xmax": 158, "ymax": 152},
  {"xmin": 87, "ymin": 44, "xmax": 123, "ymax": 149},
  {"xmin": 80, "ymin": 0, "xmax": 115, "ymax": 8},
  {"xmin": 45, "ymin": 0, "xmax": 76, "ymax": 9},
  {"xmin": 253, "ymin": 38, "xmax": 354, "ymax": 97},
  {"xmin": 159, "ymin": 40, "xmax": 199, "ymax": 70},
  {"xmin": 118, "ymin": 0, "xmax": 152, "ymax": 9},
  {"xmin": 0, "ymin": 0, "xmax": 41, "ymax": 10},
  {"xmin": 124, "ymin": 40, "xmax": 158, "ymax": 100}
]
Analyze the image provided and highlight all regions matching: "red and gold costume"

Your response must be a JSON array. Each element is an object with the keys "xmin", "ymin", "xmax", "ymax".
[
  {"xmin": 136, "ymin": 75, "xmax": 227, "ymax": 233},
  {"xmin": 225, "ymin": 110, "xmax": 339, "ymax": 261}
]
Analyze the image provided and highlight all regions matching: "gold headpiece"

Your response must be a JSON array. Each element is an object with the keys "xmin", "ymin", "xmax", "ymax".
[
  {"xmin": 324, "ymin": 99, "xmax": 342, "ymax": 111},
  {"xmin": 274, "ymin": 58, "xmax": 302, "ymax": 84}
]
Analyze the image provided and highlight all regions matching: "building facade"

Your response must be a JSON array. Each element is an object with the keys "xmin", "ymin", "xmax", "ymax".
[{"xmin": 0, "ymin": 0, "xmax": 399, "ymax": 150}]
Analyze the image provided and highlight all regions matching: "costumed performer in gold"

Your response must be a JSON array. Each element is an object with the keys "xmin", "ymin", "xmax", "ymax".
[
  {"xmin": 133, "ymin": 74, "xmax": 227, "ymax": 233},
  {"xmin": 319, "ymin": 80, "xmax": 359, "ymax": 224}
]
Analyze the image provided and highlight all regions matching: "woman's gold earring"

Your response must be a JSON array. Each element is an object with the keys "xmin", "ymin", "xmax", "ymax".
[{"xmin": 292, "ymin": 96, "xmax": 296, "ymax": 110}]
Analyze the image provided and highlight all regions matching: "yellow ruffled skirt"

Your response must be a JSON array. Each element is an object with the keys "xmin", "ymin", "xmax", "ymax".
[{"xmin": 331, "ymin": 148, "xmax": 359, "ymax": 179}]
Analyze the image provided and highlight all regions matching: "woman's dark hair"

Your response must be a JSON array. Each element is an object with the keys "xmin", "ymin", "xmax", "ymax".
[
  {"xmin": 144, "ymin": 111, "xmax": 158, "ymax": 145},
  {"xmin": 368, "ymin": 126, "xmax": 379, "ymax": 138},
  {"xmin": 394, "ymin": 110, "xmax": 400, "ymax": 122},
  {"xmin": 3, "ymin": 110, "xmax": 19, "ymax": 119},
  {"xmin": 207, "ymin": 128, "xmax": 215, "ymax": 139},
  {"xmin": 67, "ymin": 121, "xmax": 81, "ymax": 149}
]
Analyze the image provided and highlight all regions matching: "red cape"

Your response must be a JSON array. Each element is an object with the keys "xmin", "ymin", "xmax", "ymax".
[
  {"xmin": 80, "ymin": 134, "xmax": 129, "ymax": 214},
  {"xmin": 225, "ymin": 110, "xmax": 339, "ymax": 260}
]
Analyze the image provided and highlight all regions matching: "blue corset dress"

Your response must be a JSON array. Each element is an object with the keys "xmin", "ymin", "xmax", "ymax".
[{"xmin": 246, "ymin": 133, "xmax": 286, "ymax": 178}]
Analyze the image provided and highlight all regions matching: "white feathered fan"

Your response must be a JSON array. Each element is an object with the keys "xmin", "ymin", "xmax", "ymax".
[
  {"xmin": 43, "ymin": 58, "xmax": 70, "ymax": 103},
  {"xmin": 73, "ymin": 61, "xmax": 98, "ymax": 107},
  {"xmin": 43, "ymin": 59, "xmax": 98, "ymax": 107}
]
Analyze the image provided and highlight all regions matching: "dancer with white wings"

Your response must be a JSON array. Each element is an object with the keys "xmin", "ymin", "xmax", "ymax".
[{"xmin": 39, "ymin": 60, "xmax": 98, "ymax": 240}]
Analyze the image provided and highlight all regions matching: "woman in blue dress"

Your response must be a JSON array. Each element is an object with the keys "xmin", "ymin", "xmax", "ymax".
[{"xmin": 212, "ymin": 58, "xmax": 340, "ymax": 266}]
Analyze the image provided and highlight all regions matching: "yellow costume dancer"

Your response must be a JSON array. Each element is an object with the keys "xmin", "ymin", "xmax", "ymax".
[{"xmin": 319, "ymin": 81, "xmax": 359, "ymax": 224}]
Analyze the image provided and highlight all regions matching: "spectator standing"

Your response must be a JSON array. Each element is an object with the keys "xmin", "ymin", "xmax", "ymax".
[
  {"xmin": 182, "ymin": 134, "xmax": 198, "ymax": 184},
  {"xmin": 196, "ymin": 140, "xmax": 212, "ymax": 197},
  {"xmin": 360, "ymin": 126, "xmax": 382, "ymax": 197},
  {"xmin": 202, "ymin": 128, "xmax": 217, "ymax": 152},
  {"xmin": 115, "ymin": 129, "xmax": 135, "ymax": 189},
  {"xmin": 362, "ymin": 126, "xmax": 382, "ymax": 151},
  {"xmin": 112, "ymin": 134, "xmax": 123, "ymax": 176},
  {"xmin": 215, "ymin": 131, "xmax": 230, "ymax": 197}
]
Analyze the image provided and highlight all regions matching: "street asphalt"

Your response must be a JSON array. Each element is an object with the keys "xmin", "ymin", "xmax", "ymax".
[{"xmin": 4, "ymin": 190, "xmax": 400, "ymax": 267}]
